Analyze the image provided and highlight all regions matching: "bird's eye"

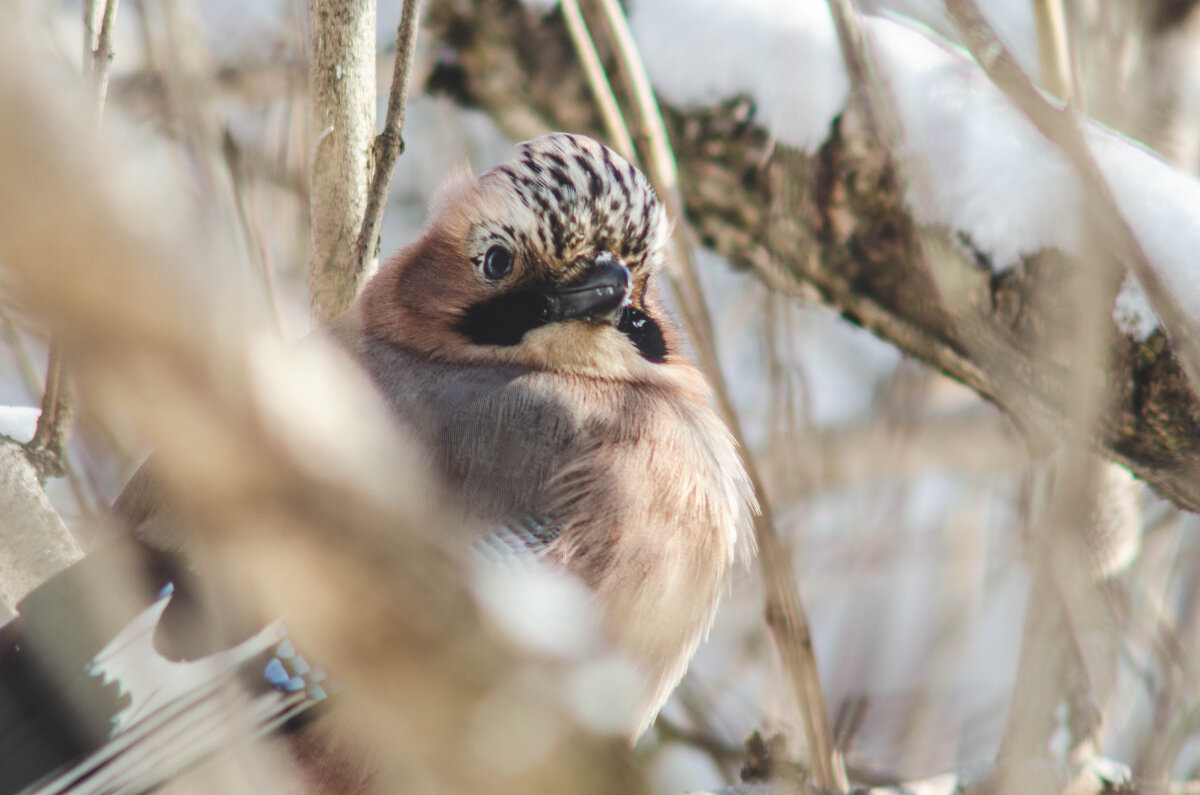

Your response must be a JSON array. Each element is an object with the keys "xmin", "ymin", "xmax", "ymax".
[{"xmin": 482, "ymin": 246, "xmax": 514, "ymax": 280}]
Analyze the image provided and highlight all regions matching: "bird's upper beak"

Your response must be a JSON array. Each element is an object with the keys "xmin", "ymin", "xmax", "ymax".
[{"xmin": 544, "ymin": 252, "xmax": 630, "ymax": 325}]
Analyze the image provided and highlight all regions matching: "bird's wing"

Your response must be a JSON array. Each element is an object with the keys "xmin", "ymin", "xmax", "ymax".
[
  {"xmin": 470, "ymin": 516, "xmax": 561, "ymax": 568},
  {"xmin": 0, "ymin": 544, "xmax": 328, "ymax": 795}
]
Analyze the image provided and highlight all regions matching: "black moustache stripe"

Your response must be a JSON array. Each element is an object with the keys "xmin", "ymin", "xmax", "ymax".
[
  {"xmin": 456, "ymin": 289, "xmax": 551, "ymax": 347},
  {"xmin": 456, "ymin": 294, "xmax": 669, "ymax": 365},
  {"xmin": 617, "ymin": 306, "xmax": 668, "ymax": 363}
]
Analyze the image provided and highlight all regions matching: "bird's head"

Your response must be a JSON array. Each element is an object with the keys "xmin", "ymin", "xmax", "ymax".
[{"xmin": 359, "ymin": 133, "xmax": 683, "ymax": 379}]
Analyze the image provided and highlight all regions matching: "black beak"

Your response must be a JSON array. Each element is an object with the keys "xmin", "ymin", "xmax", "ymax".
[{"xmin": 544, "ymin": 253, "xmax": 630, "ymax": 324}]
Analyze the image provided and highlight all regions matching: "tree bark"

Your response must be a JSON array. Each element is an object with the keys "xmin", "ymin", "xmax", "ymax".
[{"xmin": 309, "ymin": 0, "xmax": 376, "ymax": 321}]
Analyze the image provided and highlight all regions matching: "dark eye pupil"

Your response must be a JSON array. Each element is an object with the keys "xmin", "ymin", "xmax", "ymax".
[{"xmin": 483, "ymin": 246, "xmax": 513, "ymax": 280}]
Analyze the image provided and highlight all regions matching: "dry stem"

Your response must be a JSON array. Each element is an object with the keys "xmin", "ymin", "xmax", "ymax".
[
  {"xmin": 22, "ymin": 345, "xmax": 71, "ymax": 481},
  {"xmin": 587, "ymin": 0, "xmax": 845, "ymax": 788},
  {"xmin": 560, "ymin": 0, "xmax": 636, "ymax": 162},
  {"xmin": 944, "ymin": 0, "xmax": 1133, "ymax": 778},
  {"xmin": 90, "ymin": 0, "xmax": 120, "ymax": 120},
  {"xmin": 24, "ymin": 0, "xmax": 122, "ymax": 482},
  {"xmin": 353, "ymin": 0, "xmax": 422, "ymax": 285},
  {"xmin": 823, "ymin": 0, "xmax": 899, "ymax": 148}
]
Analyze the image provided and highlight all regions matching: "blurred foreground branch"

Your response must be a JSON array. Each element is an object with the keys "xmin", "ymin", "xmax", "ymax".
[{"xmin": 0, "ymin": 26, "xmax": 644, "ymax": 793}]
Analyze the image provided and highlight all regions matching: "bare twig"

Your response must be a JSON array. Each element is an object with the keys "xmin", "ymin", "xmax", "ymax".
[
  {"xmin": 90, "ymin": 0, "xmax": 120, "ymax": 120},
  {"xmin": 83, "ymin": 0, "xmax": 101, "ymax": 76},
  {"xmin": 945, "ymin": 0, "xmax": 1200, "ymax": 401},
  {"xmin": 0, "ymin": 310, "xmax": 99, "ymax": 517},
  {"xmin": 560, "ymin": 0, "xmax": 636, "ymax": 162},
  {"xmin": 352, "ymin": 0, "xmax": 421, "ymax": 287},
  {"xmin": 585, "ymin": 0, "xmax": 719, "ymax": 405},
  {"xmin": 22, "ymin": 345, "xmax": 71, "ymax": 481},
  {"xmin": 587, "ymin": 1, "xmax": 845, "ymax": 789},
  {"xmin": 23, "ymin": 0, "xmax": 123, "ymax": 483},
  {"xmin": 308, "ymin": 0, "xmax": 376, "ymax": 321}
]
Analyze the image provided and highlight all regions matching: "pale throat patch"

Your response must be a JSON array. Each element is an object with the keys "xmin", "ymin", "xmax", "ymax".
[{"xmin": 516, "ymin": 321, "xmax": 653, "ymax": 378}]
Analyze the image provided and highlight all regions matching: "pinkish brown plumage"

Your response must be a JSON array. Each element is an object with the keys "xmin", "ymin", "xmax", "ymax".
[
  {"xmin": 346, "ymin": 132, "xmax": 757, "ymax": 735},
  {"xmin": 0, "ymin": 134, "xmax": 759, "ymax": 795}
]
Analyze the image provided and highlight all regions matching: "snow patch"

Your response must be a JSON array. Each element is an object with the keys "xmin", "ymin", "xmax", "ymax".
[
  {"xmin": 867, "ymin": 19, "xmax": 1086, "ymax": 271},
  {"xmin": 0, "ymin": 405, "xmax": 40, "ymax": 443},
  {"xmin": 629, "ymin": 0, "xmax": 850, "ymax": 152},
  {"xmin": 1113, "ymin": 275, "xmax": 1157, "ymax": 341},
  {"xmin": 866, "ymin": 16, "xmax": 1196, "ymax": 339}
]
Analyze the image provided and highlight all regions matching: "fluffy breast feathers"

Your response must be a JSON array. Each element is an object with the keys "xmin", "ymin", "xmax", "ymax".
[{"xmin": 346, "ymin": 132, "xmax": 758, "ymax": 736}]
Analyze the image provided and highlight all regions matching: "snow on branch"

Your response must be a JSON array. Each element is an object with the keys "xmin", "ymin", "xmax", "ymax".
[
  {"xmin": 428, "ymin": 0, "xmax": 1200, "ymax": 514},
  {"xmin": 627, "ymin": 0, "xmax": 1200, "ymax": 343}
]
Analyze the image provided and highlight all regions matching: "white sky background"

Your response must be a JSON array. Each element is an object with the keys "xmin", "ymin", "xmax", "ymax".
[{"xmin": 20, "ymin": 0, "xmax": 1200, "ymax": 790}]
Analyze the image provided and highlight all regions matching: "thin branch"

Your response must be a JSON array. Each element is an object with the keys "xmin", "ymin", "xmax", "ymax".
[
  {"xmin": 90, "ymin": 0, "xmax": 120, "ymax": 120},
  {"xmin": 945, "ymin": 0, "xmax": 1200, "ymax": 403},
  {"xmin": 83, "ymin": 0, "xmax": 101, "ymax": 77},
  {"xmin": 0, "ymin": 309, "xmax": 100, "ymax": 516},
  {"xmin": 559, "ymin": 0, "xmax": 636, "ymax": 162},
  {"xmin": 22, "ymin": 345, "xmax": 71, "ymax": 482},
  {"xmin": 586, "ymin": 0, "xmax": 718, "ymax": 407},
  {"xmin": 24, "ymin": 0, "xmax": 122, "ymax": 483},
  {"xmin": 353, "ymin": 0, "xmax": 421, "ymax": 286},
  {"xmin": 586, "ymin": 1, "xmax": 845, "ymax": 789},
  {"xmin": 943, "ymin": 2, "xmax": 1118, "ymax": 772}
]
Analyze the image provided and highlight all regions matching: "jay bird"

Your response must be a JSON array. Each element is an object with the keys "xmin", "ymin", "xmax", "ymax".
[{"xmin": 0, "ymin": 133, "xmax": 756, "ymax": 793}]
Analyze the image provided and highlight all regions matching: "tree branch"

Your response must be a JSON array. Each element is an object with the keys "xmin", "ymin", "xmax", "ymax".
[
  {"xmin": 22, "ymin": 345, "xmax": 72, "ymax": 482},
  {"xmin": 89, "ymin": 0, "xmax": 120, "ymax": 120},
  {"xmin": 23, "ymin": 0, "xmax": 123, "ymax": 483},
  {"xmin": 560, "ymin": 0, "xmax": 635, "ymax": 161},
  {"xmin": 423, "ymin": 0, "xmax": 1200, "ymax": 519},
  {"xmin": 945, "ymin": 0, "xmax": 1200, "ymax": 401},
  {"xmin": 353, "ymin": 0, "xmax": 421, "ymax": 285},
  {"xmin": 1033, "ymin": 0, "xmax": 1075, "ymax": 102},
  {"xmin": 308, "ymin": 0, "xmax": 376, "ymax": 321}
]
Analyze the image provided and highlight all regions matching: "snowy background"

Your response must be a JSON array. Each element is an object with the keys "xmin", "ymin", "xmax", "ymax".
[{"xmin": 9, "ymin": 0, "xmax": 1200, "ymax": 792}]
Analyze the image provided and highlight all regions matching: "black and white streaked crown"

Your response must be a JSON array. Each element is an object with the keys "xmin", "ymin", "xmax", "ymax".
[{"xmin": 477, "ymin": 134, "xmax": 671, "ymax": 275}]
